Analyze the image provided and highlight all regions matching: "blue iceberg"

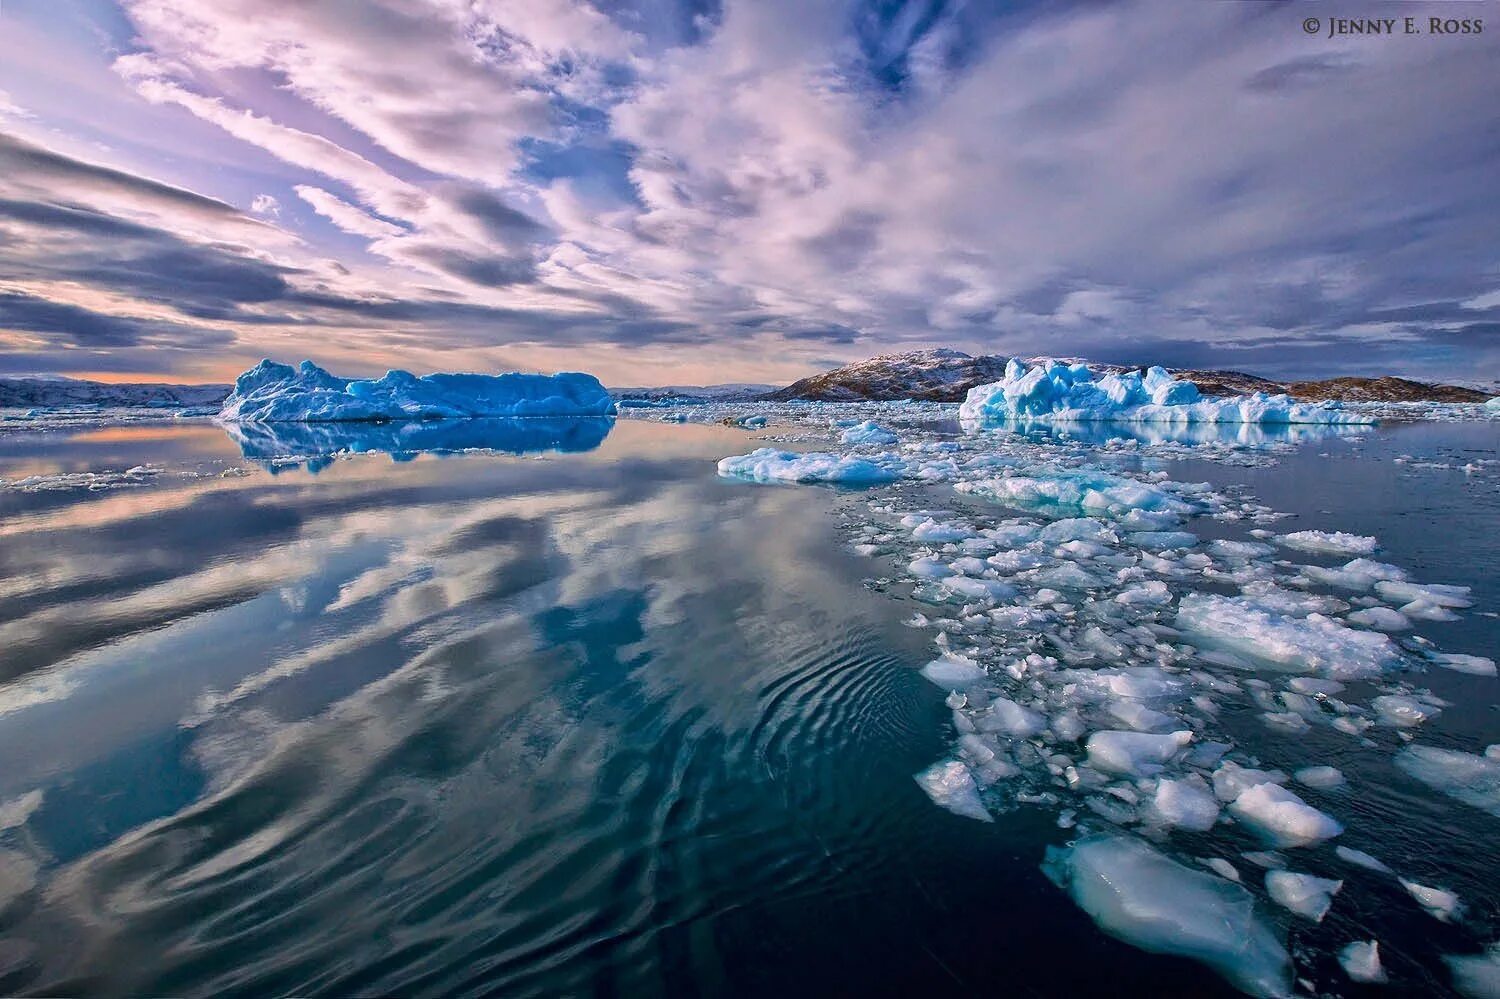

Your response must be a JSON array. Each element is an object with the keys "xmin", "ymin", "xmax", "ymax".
[
  {"xmin": 958, "ymin": 359, "xmax": 1374, "ymax": 426},
  {"xmin": 220, "ymin": 359, "xmax": 617, "ymax": 422}
]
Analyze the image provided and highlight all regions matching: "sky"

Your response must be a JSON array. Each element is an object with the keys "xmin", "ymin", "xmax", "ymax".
[{"xmin": 0, "ymin": 0, "xmax": 1496, "ymax": 387}]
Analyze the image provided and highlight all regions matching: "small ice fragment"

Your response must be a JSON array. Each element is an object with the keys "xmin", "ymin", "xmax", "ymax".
[
  {"xmin": 1401, "ymin": 878, "xmax": 1463, "ymax": 922},
  {"xmin": 1375, "ymin": 580, "xmax": 1472, "ymax": 609},
  {"xmin": 1042, "ymin": 834, "xmax": 1292, "ymax": 997},
  {"xmin": 1212, "ymin": 762, "xmax": 1287, "ymax": 802},
  {"xmin": 1276, "ymin": 531, "xmax": 1378, "ymax": 556},
  {"xmin": 1204, "ymin": 858, "xmax": 1241, "ymax": 882},
  {"xmin": 1335, "ymin": 846, "xmax": 1392, "ymax": 874},
  {"xmin": 717, "ymin": 448, "xmax": 899, "ymax": 485},
  {"xmin": 1265, "ymin": 870, "xmax": 1342, "ymax": 922},
  {"xmin": 1373, "ymin": 695, "xmax": 1440, "ymax": 728},
  {"xmin": 921, "ymin": 653, "xmax": 987, "ymax": 688},
  {"xmin": 1396, "ymin": 745, "xmax": 1500, "ymax": 817},
  {"xmin": 1294, "ymin": 766, "xmax": 1346, "ymax": 790},
  {"xmin": 1445, "ymin": 943, "xmax": 1500, "ymax": 999},
  {"xmin": 1433, "ymin": 653, "xmax": 1497, "ymax": 677},
  {"xmin": 1116, "ymin": 581, "xmax": 1174, "ymax": 606},
  {"xmin": 979, "ymin": 697, "xmax": 1048, "ymax": 738},
  {"xmin": 1339, "ymin": 940, "xmax": 1387, "ymax": 985},
  {"xmin": 840, "ymin": 420, "xmax": 898, "ymax": 445},
  {"xmin": 914, "ymin": 761, "xmax": 992, "ymax": 822},
  {"xmin": 1085, "ymin": 730, "xmax": 1193, "ymax": 776},
  {"xmin": 1347, "ymin": 606, "xmax": 1412, "ymax": 631},
  {"xmin": 1229, "ymin": 783, "xmax": 1343, "ymax": 847},
  {"xmin": 1153, "ymin": 777, "xmax": 1221, "ymax": 832}
]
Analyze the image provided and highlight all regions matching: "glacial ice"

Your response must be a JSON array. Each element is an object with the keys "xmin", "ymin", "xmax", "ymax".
[
  {"xmin": 1340, "ymin": 941, "xmax": 1388, "ymax": 984},
  {"xmin": 1228, "ymin": 783, "xmax": 1343, "ymax": 847},
  {"xmin": 1446, "ymin": 944, "xmax": 1500, "ymax": 998},
  {"xmin": 1432, "ymin": 654, "xmax": 1498, "ymax": 677},
  {"xmin": 1335, "ymin": 846, "xmax": 1392, "ymax": 874},
  {"xmin": 959, "ymin": 358, "xmax": 1373, "ymax": 427},
  {"xmin": 717, "ymin": 448, "xmax": 899, "ymax": 484},
  {"xmin": 840, "ymin": 420, "xmax": 898, "ymax": 445},
  {"xmin": 220, "ymin": 359, "xmax": 617, "ymax": 422},
  {"xmin": 1396, "ymin": 746, "xmax": 1500, "ymax": 817},
  {"xmin": 1294, "ymin": 766, "xmax": 1346, "ymax": 790},
  {"xmin": 1043, "ymin": 835, "xmax": 1292, "ymax": 997},
  {"xmin": 956, "ymin": 469, "xmax": 1195, "ymax": 524},
  {"xmin": 1265, "ymin": 870, "xmax": 1342, "ymax": 922},
  {"xmin": 921, "ymin": 652, "xmax": 988, "ymax": 689},
  {"xmin": 1401, "ymin": 878, "xmax": 1463, "ymax": 922},
  {"xmin": 914, "ymin": 761, "xmax": 993, "ymax": 822},
  {"xmin": 1276, "ymin": 530, "xmax": 1379, "ymax": 556},
  {"xmin": 1152, "ymin": 777, "xmax": 1221, "ymax": 831},
  {"xmin": 1085, "ymin": 730, "xmax": 1193, "ymax": 776},
  {"xmin": 1176, "ymin": 593, "xmax": 1400, "ymax": 678}
]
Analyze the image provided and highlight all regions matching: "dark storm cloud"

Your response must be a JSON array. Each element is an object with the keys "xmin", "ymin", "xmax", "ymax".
[{"xmin": 0, "ymin": 290, "xmax": 232, "ymax": 349}]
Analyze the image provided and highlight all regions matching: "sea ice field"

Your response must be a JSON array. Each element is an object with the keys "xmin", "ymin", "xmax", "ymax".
[{"xmin": 0, "ymin": 380, "xmax": 1497, "ymax": 996}]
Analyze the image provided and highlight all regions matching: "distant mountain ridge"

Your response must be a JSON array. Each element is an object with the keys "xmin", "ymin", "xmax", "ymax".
[
  {"xmin": 0, "ymin": 376, "xmax": 230, "ymax": 409},
  {"xmin": 765, "ymin": 350, "xmax": 1490, "ymax": 404}
]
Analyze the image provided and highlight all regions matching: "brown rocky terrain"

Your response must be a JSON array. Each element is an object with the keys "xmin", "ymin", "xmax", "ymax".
[{"xmin": 763, "ymin": 351, "xmax": 1490, "ymax": 403}]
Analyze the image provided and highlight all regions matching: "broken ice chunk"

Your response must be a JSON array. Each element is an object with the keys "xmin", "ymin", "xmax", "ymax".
[
  {"xmin": 1229, "ymin": 783, "xmax": 1343, "ymax": 847},
  {"xmin": 1395, "ymin": 746, "xmax": 1500, "ymax": 818},
  {"xmin": 1339, "ymin": 940, "xmax": 1388, "ymax": 984},
  {"xmin": 920, "ymin": 652, "xmax": 987, "ymax": 688},
  {"xmin": 1152, "ymin": 777, "xmax": 1221, "ymax": 832},
  {"xmin": 1401, "ymin": 878, "xmax": 1463, "ymax": 922},
  {"xmin": 1265, "ymin": 870, "xmax": 1342, "ymax": 922},
  {"xmin": 1085, "ymin": 730, "xmax": 1193, "ymax": 776},
  {"xmin": 913, "ymin": 761, "xmax": 992, "ymax": 822},
  {"xmin": 1276, "ymin": 531, "xmax": 1378, "ymax": 556},
  {"xmin": 1042, "ymin": 834, "xmax": 1291, "ymax": 998},
  {"xmin": 1335, "ymin": 846, "xmax": 1392, "ymax": 874},
  {"xmin": 1293, "ymin": 766, "xmax": 1346, "ymax": 790},
  {"xmin": 1445, "ymin": 943, "xmax": 1500, "ymax": 999}
]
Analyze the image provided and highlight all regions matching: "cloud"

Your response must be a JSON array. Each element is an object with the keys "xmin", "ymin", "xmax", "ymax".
[{"xmin": 0, "ymin": 0, "xmax": 1495, "ymax": 383}]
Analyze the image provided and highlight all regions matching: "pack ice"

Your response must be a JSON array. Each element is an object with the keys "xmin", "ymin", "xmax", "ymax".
[
  {"xmin": 958, "ymin": 359, "xmax": 1373, "ymax": 426},
  {"xmin": 1043, "ymin": 835, "xmax": 1291, "ymax": 997},
  {"xmin": 220, "ymin": 359, "xmax": 617, "ymax": 422}
]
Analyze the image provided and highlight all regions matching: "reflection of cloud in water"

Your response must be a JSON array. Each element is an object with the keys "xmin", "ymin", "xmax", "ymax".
[
  {"xmin": 14, "ymin": 440, "xmax": 918, "ymax": 994},
  {"xmin": 960, "ymin": 416, "xmax": 1364, "ymax": 447},
  {"xmin": 224, "ymin": 416, "xmax": 615, "ymax": 471}
]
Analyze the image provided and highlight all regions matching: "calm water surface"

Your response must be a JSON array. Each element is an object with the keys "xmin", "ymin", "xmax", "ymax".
[{"xmin": 0, "ymin": 416, "xmax": 1495, "ymax": 996}]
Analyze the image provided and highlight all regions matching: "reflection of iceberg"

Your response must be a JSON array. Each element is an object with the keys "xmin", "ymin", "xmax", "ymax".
[
  {"xmin": 959, "ymin": 359, "xmax": 1374, "ymax": 426},
  {"xmin": 959, "ymin": 416, "xmax": 1362, "ymax": 447},
  {"xmin": 225, "ymin": 416, "xmax": 615, "ymax": 471},
  {"xmin": 220, "ymin": 359, "xmax": 616, "ymax": 422}
]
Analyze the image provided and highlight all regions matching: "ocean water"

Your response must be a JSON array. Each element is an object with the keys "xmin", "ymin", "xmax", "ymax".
[{"xmin": 0, "ymin": 413, "xmax": 1496, "ymax": 996}]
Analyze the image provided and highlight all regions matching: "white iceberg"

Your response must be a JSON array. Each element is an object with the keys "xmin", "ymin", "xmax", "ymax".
[
  {"xmin": 1043, "ymin": 834, "xmax": 1292, "ymax": 997},
  {"xmin": 716, "ymin": 448, "xmax": 899, "ymax": 484},
  {"xmin": 220, "ymin": 359, "xmax": 616, "ymax": 422},
  {"xmin": 958, "ymin": 358, "xmax": 1372, "ymax": 426}
]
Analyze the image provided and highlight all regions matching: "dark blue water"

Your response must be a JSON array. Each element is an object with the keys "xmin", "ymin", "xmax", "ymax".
[{"xmin": 0, "ymin": 416, "xmax": 1495, "ymax": 996}]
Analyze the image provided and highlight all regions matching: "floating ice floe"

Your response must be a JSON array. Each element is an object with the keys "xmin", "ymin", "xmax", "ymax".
[
  {"xmin": 1446, "ymin": 943, "xmax": 1500, "ymax": 998},
  {"xmin": 1176, "ymin": 593, "xmax": 1401, "ymax": 678},
  {"xmin": 1043, "ymin": 835, "xmax": 1292, "ymax": 997},
  {"xmin": 1401, "ymin": 878, "xmax": 1463, "ymax": 922},
  {"xmin": 1275, "ymin": 530, "xmax": 1378, "ymax": 556},
  {"xmin": 1265, "ymin": 870, "xmax": 1342, "ymax": 922},
  {"xmin": 1085, "ymin": 730, "xmax": 1194, "ymax": 776},
  {"xmin": 914, "ymin": 760, "xmax": 992, "ymax": 822},
  {"xmin": 1228, "ymin": 783, "xmax": 1343, "ymax": 848},
  {"xmin": 717, "ymin": 448, "xmax": 899, "ymax": 484},
  {"xmin": 840, "ymin": 420, "xmax": 898, "ymax": 445},
  {"xmin": 1396, "ymin": 745, "xmax": 1500, "ymax": 817},
  {"xmin": 1340, "ymin": 940, "xmax": 1388, "ymax": 984},
  {"xmin": 956, "ymin": 468, "xmax": 1196, "ymax": 526},
  {"xmin": 958, "ymin": 358, "xmax": 1374, "ymax": 426},
  {"xmin": 220, "ymin": 359, "xmax": 617, "ymax": 422}
]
